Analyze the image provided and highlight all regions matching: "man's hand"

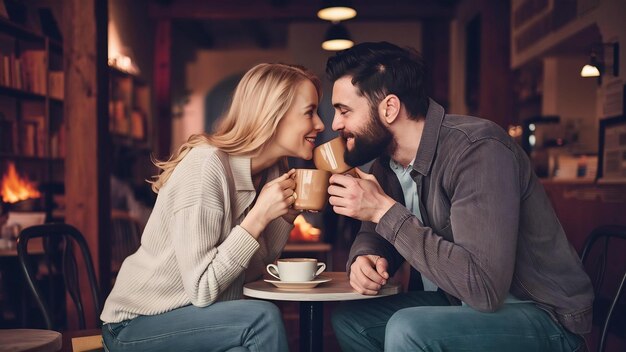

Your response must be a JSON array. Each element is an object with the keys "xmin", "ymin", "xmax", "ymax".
[
  {"xmin": 349, "ymin": 255, "xmax": 390, "ymax": 295},
  {"xmin": 328, "ymin": 168, "xmax": 396, "ymax": 223}
]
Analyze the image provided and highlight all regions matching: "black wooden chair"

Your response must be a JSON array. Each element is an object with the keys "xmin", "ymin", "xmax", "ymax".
[
  {"xmin": 17, "ymin": 223, "xmax": 102, "ymax": 331},
  {"xmin": 110, "ymin": 210, "xmax": 141, "ymax": 276},
  {"xmin": 581, "ymin": 225, "xmax": 626, "ymax": 352}
]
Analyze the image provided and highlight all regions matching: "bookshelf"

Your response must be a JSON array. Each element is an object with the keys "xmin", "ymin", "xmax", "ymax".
[
  {"xmin": 109, "ymin": 67, "xmax": 151, "ymax": 150},
  {"xmin": 109, "ymin": 66, "xmax": 154, "ymax": 190},
  {"xmin": 0, "ymin": 16, "xmax": 64, "ymax": 220}
]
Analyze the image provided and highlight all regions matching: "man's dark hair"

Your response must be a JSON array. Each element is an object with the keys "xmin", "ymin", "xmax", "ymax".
[{"xmin": 326, "ymin": 41, "xmax": 429, "ymax": 119}]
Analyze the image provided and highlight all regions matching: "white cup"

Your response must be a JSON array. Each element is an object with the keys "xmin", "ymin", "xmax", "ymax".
[{"xmin": 266, "ymin": 258, "xmax": 326, "ymax": 282}]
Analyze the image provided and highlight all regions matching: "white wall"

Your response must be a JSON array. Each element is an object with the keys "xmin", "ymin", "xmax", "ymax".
[
  {"xmin": 542, "ymin": 56, "xmax": 598, "ymax": 152},
  {"xmin": 173, "ymin": 49, "xmax": 291, "ymax": 150}
]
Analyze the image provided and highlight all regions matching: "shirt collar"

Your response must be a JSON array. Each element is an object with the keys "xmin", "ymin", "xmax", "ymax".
[
  {"xmin": 228, "ymin": 154, "xmax": 255, "ymax": 192},
  {"xmin": 227, "ymin": 154, "xmax": 281, "ymax": 191},
  {"xmin": 389, "ymin": 158, "xmax": 415, "ymax": 173},
  {"xmin": 227, "ymin": 153, "xmax": 282, "ymax": 219},
  {"xmin": 412, "ymin": 98, "xmax": 445, "ymax": 176}
]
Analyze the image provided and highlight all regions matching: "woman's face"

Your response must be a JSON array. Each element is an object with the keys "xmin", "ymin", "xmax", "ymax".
[{"xmin": 273, "ymin": 80, "xmax": 325, "ymax": 160}]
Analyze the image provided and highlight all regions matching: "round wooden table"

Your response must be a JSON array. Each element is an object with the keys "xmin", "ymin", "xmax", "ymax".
[
  {"xmin": 244, "ymin": 271, "xmax": 400, "ymax": 352},
  {"xmin": 0, "ymin": 329, "xmax": 62, "ymax": 352}
]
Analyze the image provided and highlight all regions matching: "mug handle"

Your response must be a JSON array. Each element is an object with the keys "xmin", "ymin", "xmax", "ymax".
[
  {"xmin": 266, "ymin": 264, "xmax": 280, "ymax": 280},
  {"xmin": 315, "ymin": 262, "xmax": 326, "ymax": 277}
]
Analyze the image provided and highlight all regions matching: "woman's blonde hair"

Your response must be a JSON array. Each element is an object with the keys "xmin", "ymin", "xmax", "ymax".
[{"xmin": 149, "ymin": 63, "xmax": 321, "ymax": 193}]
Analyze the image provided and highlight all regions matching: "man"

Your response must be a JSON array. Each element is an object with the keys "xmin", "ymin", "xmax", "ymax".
[{"xmin": 326, "ymin": 42, "xmax": 592, "ymax": 352}]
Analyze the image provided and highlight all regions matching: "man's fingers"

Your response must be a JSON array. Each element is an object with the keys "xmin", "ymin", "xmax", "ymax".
[
  {"xmin": 375, "ymin": 257, "xmax": 390, "ymax": 280},
  {"xmin": 329, "ymin": 174, "xmax": 358, "ymax": 188},
  {"xmin": 349, "ymin": 280, "xmax": 379, "ymax": 295},
  {"xmin": 327, "ymin": 184, "xmax": 350, "ymax": 197},
  {"xmin": 349, "ymin": 269, "xmax": 380, "ymax": 295},
  {"xmin": 355, "ymin": 257, "xmax": 386, "ymax": 286}
]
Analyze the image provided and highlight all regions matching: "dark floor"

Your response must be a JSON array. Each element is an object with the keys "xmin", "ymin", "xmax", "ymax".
[{"xmin": 277, "ymin": 300, "xmax": 342, "ymax": 352}]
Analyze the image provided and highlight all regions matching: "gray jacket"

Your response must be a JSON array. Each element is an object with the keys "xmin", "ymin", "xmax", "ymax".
[{"xmin": 348, "ymin": 99, "xmax": 593, "ymax": 334}]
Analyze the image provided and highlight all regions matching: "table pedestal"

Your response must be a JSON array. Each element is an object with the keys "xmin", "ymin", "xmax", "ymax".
[
  {"xmin": 300, "ymin": 301, "xmax": 323, "ymax": 352},
  {"xmin": 243, "ymin": 272, "xmax": 400, "ymax": 352}
]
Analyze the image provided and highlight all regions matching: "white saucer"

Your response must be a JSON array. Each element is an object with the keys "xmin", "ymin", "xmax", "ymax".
[{"xmin": 264, "ymin": 276, "xmax": 332, "ymax": 289}]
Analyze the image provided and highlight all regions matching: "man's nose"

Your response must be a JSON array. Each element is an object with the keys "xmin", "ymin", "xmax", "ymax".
[{"xmin": 331, "ymin": 113, "xmax": 343, "ymax": 131}]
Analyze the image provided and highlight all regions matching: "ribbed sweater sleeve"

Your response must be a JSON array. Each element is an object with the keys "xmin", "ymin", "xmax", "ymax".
[{"xmin": 171, "ymin": 206, "xmax": 258, "ymax": 306}]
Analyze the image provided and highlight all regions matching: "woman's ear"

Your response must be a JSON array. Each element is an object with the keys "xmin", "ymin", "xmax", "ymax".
[{"xmin": 379, "ymin": 95, "xmax": 400, "ymax": 124}]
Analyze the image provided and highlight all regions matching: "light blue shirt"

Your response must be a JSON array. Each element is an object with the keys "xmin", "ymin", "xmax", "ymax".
[{"xmin": 389, "ymin": 158, "xmax": 438, "ymax": 291}]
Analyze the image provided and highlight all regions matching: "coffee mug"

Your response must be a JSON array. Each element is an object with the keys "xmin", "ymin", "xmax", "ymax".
[
  {"xmin": 266, "ymin": 258, "xmax": 326, "ymax": 282},
  {"xmin": 313, "ymin": 137, "xmax": 355, "ymax": 175},
  {"xmin": 293, "ymin": 169, "xmax": 331, "ymax": 211}
]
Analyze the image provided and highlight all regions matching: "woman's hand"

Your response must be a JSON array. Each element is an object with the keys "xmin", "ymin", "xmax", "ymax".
[
  {"xmin": 281, "ymin": 207, "xmax": 302, "ymax": 224},
  {"xmin": 241, "ymin": 169, "xmax": 296, "ymax": 238}
]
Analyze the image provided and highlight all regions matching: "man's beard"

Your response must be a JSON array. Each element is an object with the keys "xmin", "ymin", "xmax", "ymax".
[{"xmin": 343, "ymin": 112, "xmax": 395, "ymax": 167}]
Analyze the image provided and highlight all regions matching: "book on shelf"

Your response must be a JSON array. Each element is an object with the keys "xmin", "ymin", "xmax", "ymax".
[
  {"xmin": 20, "ymin": 119, "xmax": 37, "ymax": 156},
  {"xmin": 130, "ymin": 109, "xmax": 146, "ymax": 140},
  {"xmin": 49, "ymin": 70, "xmax": 63, "ymax": 99},
  {"xmin": 0, "ymin": 117, "xmax": 16, "ymax": 153},
  {"xmin": 19, "ymin": 114, "xmax": 44, "ymax": 157},
  {"xmin": 20, "ymin": 49, "xmax": 47, "ymax": 95},
  {"xmin": 50, "ymin": 122, "xmax": 65, "ymax": 158}
]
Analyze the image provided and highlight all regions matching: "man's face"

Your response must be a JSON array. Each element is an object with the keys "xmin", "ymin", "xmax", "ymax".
[{"xmin": 331, "ymin": 76, "xmax": 394, "ymax": 167}]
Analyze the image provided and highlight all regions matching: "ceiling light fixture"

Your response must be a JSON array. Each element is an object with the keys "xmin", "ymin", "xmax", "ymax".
[
  {"xmin": 321, "ymin": 22, "xmax": 354, "ymax": 51},
  {"xmin": 317, "ymin": 0, "xmax": 356, "ymax": 22}
]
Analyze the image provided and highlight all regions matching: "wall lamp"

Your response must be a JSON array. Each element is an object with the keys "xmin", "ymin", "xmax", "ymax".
[
  {"xmin": 317, "ymin": 0, "xmax": 356, "ymax": 21},
  {"xmin": 580, "ymin": 42, "xmax": 620, "ymax": 82}
]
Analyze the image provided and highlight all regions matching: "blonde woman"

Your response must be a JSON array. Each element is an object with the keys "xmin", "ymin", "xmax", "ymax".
[{"xmin": 101, "ymin": 63, "xmax": 325, "ymax": 352}]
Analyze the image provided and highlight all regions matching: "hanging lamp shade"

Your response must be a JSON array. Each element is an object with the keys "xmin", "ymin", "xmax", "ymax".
[
  {"xmin": 317, "ymin": 0, "xmax": 356, "ymax": 21},
  {"xmin": 322, "ymin": 22, "xmax": 354, "ymax": 51}
]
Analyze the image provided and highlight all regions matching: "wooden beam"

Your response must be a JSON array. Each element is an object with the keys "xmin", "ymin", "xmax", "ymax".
[
  {"xmin": 62, "ymin": 0, "xmax": 110, "ymax": 330},
  {"xmin": 149, "ymin": 0, "xmax": 455, "ymax": 20},
  {"xmin": 174, "ymin": 21, "xmax": 214, "ymax": 48},
  {"xmin": 422, "ymin": 19, "xmax": 451, "ymax": 110}
]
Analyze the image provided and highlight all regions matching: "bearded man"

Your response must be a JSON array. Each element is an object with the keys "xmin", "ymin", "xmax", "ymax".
[{"xmin": 326, "ymin": 41, "xmax": 593, "ymax": 352}]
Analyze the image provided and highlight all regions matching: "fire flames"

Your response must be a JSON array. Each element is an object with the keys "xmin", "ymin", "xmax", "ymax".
[
  {"xmin": 1, "ymin": 162, "xmax": 41, "ymax": 203},
  {"xmin": 290, "ymin": 215, "xmax": 321, "ymax": 242}
]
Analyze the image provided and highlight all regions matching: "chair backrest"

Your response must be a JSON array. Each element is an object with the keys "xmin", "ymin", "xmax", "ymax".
[
  {"xmin": 17, "ymin": 223, "xmax": 102, "ymax": 331},
  {"xmin": 110, "ymin": 210, "xmax": 141, "ymax": 274},
  {"xmin": 581, "ymin": 225, "xmax": 626, "ymax": 352}
]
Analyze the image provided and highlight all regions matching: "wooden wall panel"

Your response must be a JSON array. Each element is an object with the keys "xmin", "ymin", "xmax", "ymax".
[{"xmin": 62, "ymin": 0, "xmax": 110, "ymax": 329}]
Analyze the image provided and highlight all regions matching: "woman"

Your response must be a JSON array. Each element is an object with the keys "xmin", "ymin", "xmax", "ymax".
[{"xmin": 101, "ymin": 63, "xmax": 325, "ymax": 351}]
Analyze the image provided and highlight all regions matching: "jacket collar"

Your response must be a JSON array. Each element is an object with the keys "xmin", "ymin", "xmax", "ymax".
[{"xmin": 412, "ymin": 98, "xmax": 445, "ymax": 176}]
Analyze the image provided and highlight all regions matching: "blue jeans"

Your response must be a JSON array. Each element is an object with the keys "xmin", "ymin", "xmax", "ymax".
[
  {"xmin": 102, "ymin": 300, "xmax": 288, "ymax": 352},
  {"xmin": 332, "ymin": 291, "xmax": 585, "ymax": 352}
]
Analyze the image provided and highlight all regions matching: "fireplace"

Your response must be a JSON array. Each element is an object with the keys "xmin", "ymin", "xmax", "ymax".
[
  {"xmin": 0, "ymin": 161, "xmax": 56, "ymax": 222},
  {"xmin": 290, "ymin": 214, "xmax": 322, "ymax": 242},
  {"xmin": 1, "ymin": 162, "xmax": 41, "ymax": 205}
]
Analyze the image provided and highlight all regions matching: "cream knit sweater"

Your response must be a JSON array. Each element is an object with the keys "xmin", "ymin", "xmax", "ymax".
[{"xmin": 101, "ymin": 146, "xmax": 293, "ymax": 323}]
